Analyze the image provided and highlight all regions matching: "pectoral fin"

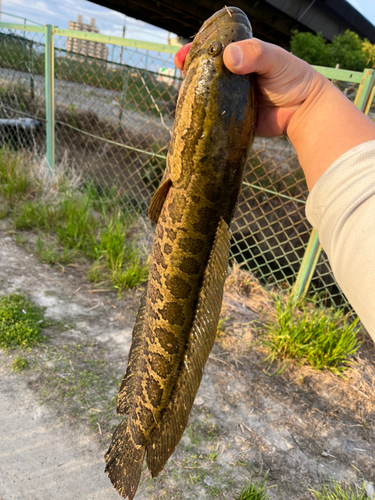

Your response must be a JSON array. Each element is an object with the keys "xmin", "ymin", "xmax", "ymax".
[
  {"xmin": 117, "ymin": 290, "xmax": 147, "ymax": 415},
  {"xmin": 148, "ymin": 178, "xmax": 172, "ymax": 224},
  {"xmin": 146, "ymin": 217, "xmax": 231, "ymax": 476}
]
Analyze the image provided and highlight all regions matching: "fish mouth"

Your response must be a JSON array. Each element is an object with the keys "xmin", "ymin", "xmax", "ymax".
[{"xmin": 184, "ymin": 6, "xmax": 252, "ymax": 70}]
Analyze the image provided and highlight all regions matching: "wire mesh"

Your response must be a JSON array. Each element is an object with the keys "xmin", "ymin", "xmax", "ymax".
[
  {"xmin": 52, "ymin": 35, "xmax": 180, "ymax": 213},
  {"xmin": 0, "ymin": 21, "xmax": 372, "ymax": 314},
  {"xmin": 0, "ymin": 28, "xmax": 46, "ymax": 153},
  {"xmin": 231, "ymin": 78, "xmax": 361, "ymax": 311}
]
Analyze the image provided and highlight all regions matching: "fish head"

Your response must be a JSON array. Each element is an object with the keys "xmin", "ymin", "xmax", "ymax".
[
  {"xmin": 184, "ymin": 7, "xmax": 252, "ymax": 73},
  {"xmin": 169, "ymin": 6, "xmax": 256, "ymax": 205}
]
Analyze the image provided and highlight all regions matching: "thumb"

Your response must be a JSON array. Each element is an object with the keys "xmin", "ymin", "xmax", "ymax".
[{"xmin": 223, "ymin": 38, "xmax": 298, "ymax": 77}]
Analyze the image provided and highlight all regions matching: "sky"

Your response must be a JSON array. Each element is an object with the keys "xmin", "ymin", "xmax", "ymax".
[
  {"xmin": 1, "ymin": 0, "xmax": 375, "ymax": 45},
  {"xmin": 0, "ymin": 0, "xmax": 177, "ymax": 44},
  {"xmin": 348, "ymin": 0, "xmax": 375, "ymax": 29}
]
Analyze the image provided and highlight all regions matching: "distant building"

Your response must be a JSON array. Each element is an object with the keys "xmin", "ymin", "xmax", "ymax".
[
  {"xmin": 157, "ymin": 67, "xmax": 178, "ymax": 87},
  {"xmin": 66, "ymin": 15, "xmax": 108, "ymax": 64},
  {"xmin": 167, "ymin": 35, "xmax": 189, "ymax": 47}
]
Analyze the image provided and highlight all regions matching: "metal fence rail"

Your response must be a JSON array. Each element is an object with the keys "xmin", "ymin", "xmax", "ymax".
[{"xmin": 0, "ymin": 14, "xmax": 374, "ymax": 314}]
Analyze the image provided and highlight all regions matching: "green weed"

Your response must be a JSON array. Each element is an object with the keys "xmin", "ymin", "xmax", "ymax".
[
  {"xmin": 310, "ymin": 480, "xmax": 368, "ymax": 499},
  {"xmin": 0, "ymin": 293, "xmax": 48, "ymax": 350},
  {"xmin": 260, "ymin": 295, "xmax": 362, "ymax": 374},
  {"xmin": 206, "ymin": 485, "xmax": 221, "ymax": 497},
  {"xmin": 36, "ymin": 235, "xmax": 78, "ymax": 265},
  {"xmin": 216, "ymin": 315, "xmax": 230, "ymax": 337},
  {"xmin": 111, "ymin": 255, "xmax": 149, "ymax": 295},
  {"xmin": 14, "ymin": 201, "xmax": 43, "ymax": 230},
  {"xmin": 95, "ymin": 212, "xmax": 133, "ymax": 263},
  {"xmin": 57, "ymin": 195, "xmax": 100, "ymax": 255},
  {"xmin": 0, "ymin": 150, "xmax": 31, "ymax": 206},
  {"xmin": 89, "ymin": 213, "xmax": 149, "ymax": 294},
  {"xmin": 12, "ymin": 356, "xmax": 30, "ymax": 371},
  {"xmin": 237, "ymin": 476, "xmax": 271, "ymax": 500},
  {"xmin": 186, "ymin": 419, "xmax": 219, "ymax": 446},
  {"xmin": 1, "ymin": 152, "xmax": 148, "ymax": 292}
]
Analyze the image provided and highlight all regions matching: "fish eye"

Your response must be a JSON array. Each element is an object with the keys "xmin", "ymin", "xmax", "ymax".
[{"xmin": 208, "ymin": 41, "xmax": 223, "ymax": 57}]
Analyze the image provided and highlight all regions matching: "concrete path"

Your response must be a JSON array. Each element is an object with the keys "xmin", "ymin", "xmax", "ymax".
[{"xmin": 0, "ymin": 368, "xmax": 120, "ymax": 500}]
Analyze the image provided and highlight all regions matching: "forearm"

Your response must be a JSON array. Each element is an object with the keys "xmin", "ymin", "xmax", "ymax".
[
  {"xmin": 306, "ymin": 140, "xmax": 375, "ymax": 339},
  {"xmin": 287, "ymin": 77, "xmax": 375, "ymax": 190}
]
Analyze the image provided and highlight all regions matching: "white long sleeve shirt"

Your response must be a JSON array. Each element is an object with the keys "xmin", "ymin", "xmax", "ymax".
[{"xmin": 306, "ymin": 140, "xmax": 375, "ymax": 341}]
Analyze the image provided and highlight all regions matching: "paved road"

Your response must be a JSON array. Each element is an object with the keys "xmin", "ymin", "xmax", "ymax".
[
  {"xmin": 0, "ymin": 230, "xmax": 132, "ymax": 500},
  {"xmin": 0, "ymin": 67, "xmax": 173, "ymax": 136},
  {"xmin": 0, "ymin": 369, "xmax": 120, "ymax": 500}
]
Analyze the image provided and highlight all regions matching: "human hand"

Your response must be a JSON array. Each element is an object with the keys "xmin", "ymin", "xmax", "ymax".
[
  {"xmin": 175, "ymin": 38, "xmax": 375, "ymax": 188},
  {"xmin": 175, "ymin": 39, "xmax": 327, "ymax": 138}
]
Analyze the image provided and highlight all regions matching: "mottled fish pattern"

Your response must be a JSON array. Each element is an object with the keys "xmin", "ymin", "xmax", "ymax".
[{"xmin": 105, "ymin": 6, "xmax": 256, "ymax": 499}]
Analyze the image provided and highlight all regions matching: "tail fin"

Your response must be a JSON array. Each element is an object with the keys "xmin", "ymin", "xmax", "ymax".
[{"xmin": 105, "ymin": 419, "xmax": 146, "ymax": 500}]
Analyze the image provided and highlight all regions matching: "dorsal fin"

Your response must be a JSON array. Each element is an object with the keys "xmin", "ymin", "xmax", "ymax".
[
  {"xmin": 148, "ymin": 178, "xmax": 172, "ymax": 224},
  {"xmin": 146, "ymin": 217, "xmax": 231, "ymax": 476},
  {"xmin": 117, "ymin": 290, "xmax": 148, "ymax": 415}
]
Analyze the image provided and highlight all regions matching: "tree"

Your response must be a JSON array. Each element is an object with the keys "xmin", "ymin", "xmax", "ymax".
[
  {"xmin": 290, "ymin": 30, "xmax": 333, "ymax": 67},
  {"xmin": 330, "ymin": 30, "xmax": 367, "ymax": 71},
  {"xmin": 290, "ymin": 29, "xmax": 375, "ymax": 71},
  {"xmin": 362, "ymin": 40, "xmax": 375, "ymax": 68}
]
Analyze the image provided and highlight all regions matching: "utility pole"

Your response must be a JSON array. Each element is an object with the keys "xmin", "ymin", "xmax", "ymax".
[{"xmin": 119, "ymin": 15, "xmax": 126, "ymax": 65}]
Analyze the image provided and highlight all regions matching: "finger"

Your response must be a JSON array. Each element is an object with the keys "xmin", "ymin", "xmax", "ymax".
[
  {"xmin": 174, "ymin": 43, "xmax": 192, "ymax": 70},
  {"xmin": 223, "ymin": 38, "xmax": 301, "ymax": 77}
]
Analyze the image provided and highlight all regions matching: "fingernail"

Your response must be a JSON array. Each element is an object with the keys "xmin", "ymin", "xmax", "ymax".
[{"xmin": 228, "ymin": 44, "xmax": 243, "ymax": 67}]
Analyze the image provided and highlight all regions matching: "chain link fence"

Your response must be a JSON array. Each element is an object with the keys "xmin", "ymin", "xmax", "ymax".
[
  {"xmin": 0, "ymin": 25, "xmax": 47, "ymax": 151},
  {"xmin": 232, "ymin": 77, "xmax": 368, "ymax": 310},
  {"xmin": 51, "ymin": 32, "xmax": 180, "ymax": 214},
  {"xmin": 0, "ymin": 15, "xmax": 374, "ymax": 313}
]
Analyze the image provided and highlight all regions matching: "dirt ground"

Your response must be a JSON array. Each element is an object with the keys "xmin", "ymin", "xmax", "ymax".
[{"xmin": 0, "ymin": 219, "xmax": 374, "ymax": 500}]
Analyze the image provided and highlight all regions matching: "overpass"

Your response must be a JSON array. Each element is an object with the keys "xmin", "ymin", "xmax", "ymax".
[{"xmin": 89, "ymin": 0, "xmax": 375, "ymax": 48}]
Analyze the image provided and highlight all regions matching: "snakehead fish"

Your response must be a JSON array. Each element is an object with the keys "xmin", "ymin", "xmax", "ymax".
[{"xmin": 105, "ymin": 6, "xmax": 256, "ymax": 498}]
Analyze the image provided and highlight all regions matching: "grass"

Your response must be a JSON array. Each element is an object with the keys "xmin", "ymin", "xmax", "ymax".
[
  {"xmin": 0, "ymin": 149, "xmax": 149, "ymax": 293},
  {"xmin": 310, "ymin": 480, "xmax": 369, "ymax": 499},
  {"xmin": 0, "ymin": 149, "xmax": 32, "ymax": 207},
  {"xmin": 236, "ymin": 476, "xmax": 271, "ymax": 500},
  {"xmin": 34, "ymin": 341, "xmax": 121, "ymax": 442},
  {"xmin": 260, "ymin": 295, "xmax": 362, "ymax": 374},
  {"xmin": 216, "ymin": 315, "xmax": 230, "ymax": 337},
  {"xmin": 0, "ymin": 293, "xmax": 49, "ymax": 350},
  {"xmin": 186, "ymin": 418, "xmax": 219, "ymax": 446},
  {"xmin": 12, "ymin": 356, "xmax": 30, "ymax": 371}
]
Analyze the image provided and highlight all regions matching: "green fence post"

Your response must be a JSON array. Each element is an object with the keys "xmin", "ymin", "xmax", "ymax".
[
  {"xmin": 292, "ymin": 228, "xmax": 321, "ymax": 299},
  {"xmin": 45, "ymin": 24, "xmax": 55, "ymax": 170},
  {"xmin": 292, "ymin": 68, "xmax": 375, "ymax": 300},
  {"xmin": 354, "ymin": 68, "xmax": 375, "ymax": 109}
]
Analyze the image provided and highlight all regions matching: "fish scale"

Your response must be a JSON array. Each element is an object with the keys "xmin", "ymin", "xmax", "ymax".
[
  {"xmin": 105, "ymin": 6, "xmax": 256, "ymax": 499},
  {"xmin": 134, "ymin": 185, "xmax": 218, "ymax": 441}
]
